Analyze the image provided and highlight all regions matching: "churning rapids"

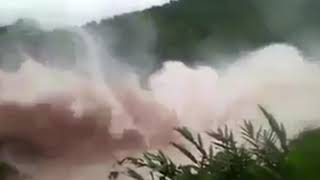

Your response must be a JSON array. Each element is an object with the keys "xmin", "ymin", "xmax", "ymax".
[{"xmin": 0, "ymin": 44, "xmax": 319, "ymax": 179}]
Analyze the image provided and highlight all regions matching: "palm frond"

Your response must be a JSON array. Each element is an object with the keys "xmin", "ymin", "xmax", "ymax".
[
  {"xmin": 126, "ymin": 168, "xmax": 145, "ymax": 180},
  {"xmin": 259, "ymin": 105, "xmax": 288, "ymax": 153},
  {"xmin": 171, "ymin": 142, "xmax": 198, "ymax": 164}
]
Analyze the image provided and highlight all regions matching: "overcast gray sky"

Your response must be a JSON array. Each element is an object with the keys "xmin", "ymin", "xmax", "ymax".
[{"xmin": 0, "ymin": 0, "xmax": 169, "ymax": 28}]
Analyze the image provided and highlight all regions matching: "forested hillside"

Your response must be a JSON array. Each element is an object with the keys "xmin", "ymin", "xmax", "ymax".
[
  {"xmin": 0, "ymin": 19, "xmax": 86, "ymax": 70},
  {"xmin": 1, "ymin": 0, "xmax": 320, "ymax": 69}
]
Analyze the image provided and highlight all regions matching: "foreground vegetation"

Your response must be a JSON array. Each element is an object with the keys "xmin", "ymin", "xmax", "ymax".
[{"xmin": 111, "ymin": 106, "xmax": 320, "ymax": 180}]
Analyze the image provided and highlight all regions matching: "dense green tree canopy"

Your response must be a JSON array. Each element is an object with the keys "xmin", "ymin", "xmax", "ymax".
[{"xmin": 1, "ymin": 0, "xmax": 320, "ymax": 69}]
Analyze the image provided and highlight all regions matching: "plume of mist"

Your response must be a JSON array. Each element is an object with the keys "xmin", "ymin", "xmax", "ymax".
[
  {"xmin": 0, "ymin": 29, "xmax": 319, "ymax": 180},
  {"xmin": 150, "ymin": 44, "xmax": 320, "ymax": 136}
]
